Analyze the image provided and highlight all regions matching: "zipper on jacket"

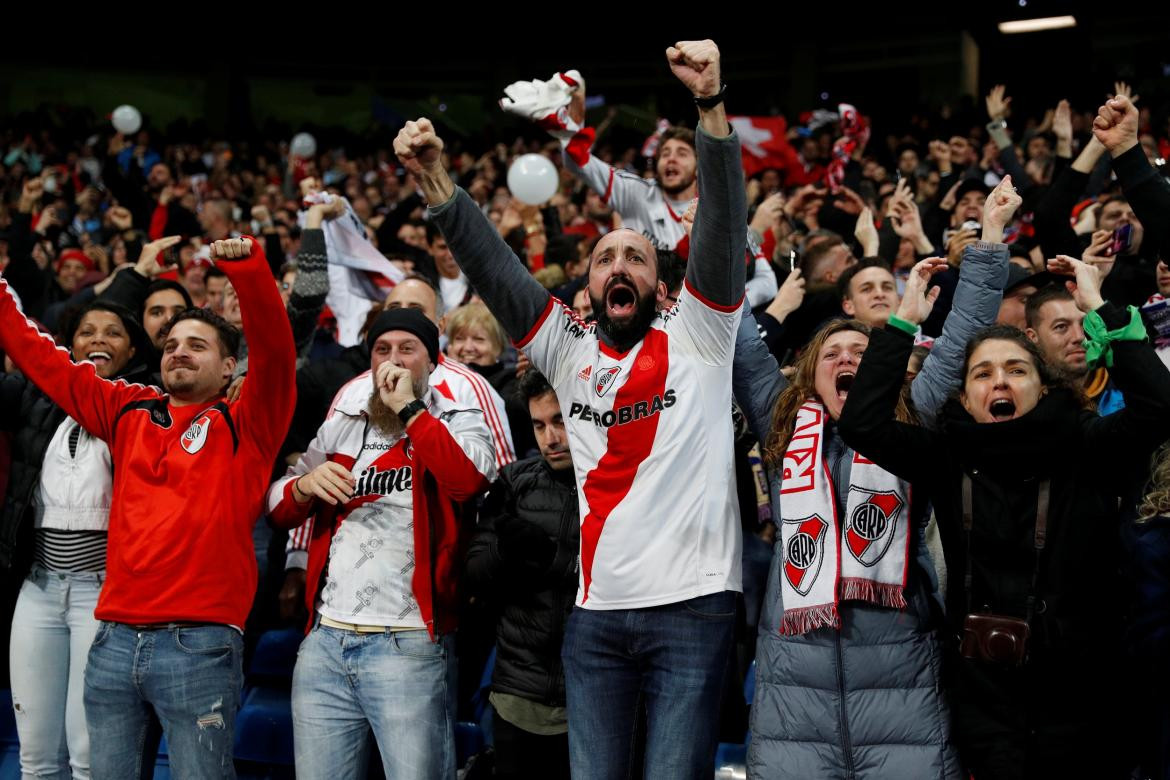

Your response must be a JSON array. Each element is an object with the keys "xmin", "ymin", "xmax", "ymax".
[{"xmin": 835, "ymin": 631, "xmax": 856, "ymax": 778}]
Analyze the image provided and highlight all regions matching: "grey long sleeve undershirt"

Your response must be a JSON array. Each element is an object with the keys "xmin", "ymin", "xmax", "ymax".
[{"xmin": 429, "ymin": 124, "xmax": 748, "ymax": 344}]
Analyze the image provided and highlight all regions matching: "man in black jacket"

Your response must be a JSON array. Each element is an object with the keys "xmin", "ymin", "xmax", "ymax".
[{"xmin": 465, "ymin": 370, "xmax": 579, "ymax": 780}]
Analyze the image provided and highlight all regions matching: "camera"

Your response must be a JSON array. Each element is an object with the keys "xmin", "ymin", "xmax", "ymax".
[{"xmin": 960, "ymin": 612, "xmax": 1030, "ymax": 667}]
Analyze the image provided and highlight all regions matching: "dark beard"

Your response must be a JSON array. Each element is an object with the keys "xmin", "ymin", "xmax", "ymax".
[{"xmin": 591, "ymin": 288, "xmax": 659, "ymax": 352}]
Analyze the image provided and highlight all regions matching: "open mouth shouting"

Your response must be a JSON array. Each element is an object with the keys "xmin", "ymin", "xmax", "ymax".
[
  {"xmin": 86, "ymin": 350, "xmax": 113, "ymax": 368},
  {"xmin": 988, "ymin": 397, "xmax": 1017, "ymax": 422},
  {"xmin": 834, "ymin": 370, "xmax": 855, "ymax": 402},
  {"xmin": 605, "ymin": 280, "xmax": 638, "ymax": 320}
]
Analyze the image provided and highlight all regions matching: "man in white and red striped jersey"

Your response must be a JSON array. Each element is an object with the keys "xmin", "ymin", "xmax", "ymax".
[{"xmin": 397, "ymin": 39, "xmax": 745, "ymax": 780}]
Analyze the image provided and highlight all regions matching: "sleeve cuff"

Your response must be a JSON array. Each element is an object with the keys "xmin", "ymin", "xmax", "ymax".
[
  {"xmin": 426, "ymin": 187, "xmax": 462, "ymax": 217},
  {"xmin": 886, "ymin": 314, "xmax": 919, "ymax": 336},
  {"xmin": 1111, "ymin": 143, "xmax": 1153, "ymax": 185},
  {"xmin": 285, "ymin": 551, "xmax": 308, "ymax": 570}
]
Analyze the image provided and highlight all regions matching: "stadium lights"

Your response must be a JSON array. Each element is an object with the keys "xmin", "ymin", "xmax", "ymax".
[{"xmin": 998, "ymin": 16, "xmax": 1077, "ymax": 33}]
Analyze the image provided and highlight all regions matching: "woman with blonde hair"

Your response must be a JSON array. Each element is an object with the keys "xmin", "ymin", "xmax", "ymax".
[{"xmin": 446, "ymin": 302, "xmax": 535, "ymax": 456}]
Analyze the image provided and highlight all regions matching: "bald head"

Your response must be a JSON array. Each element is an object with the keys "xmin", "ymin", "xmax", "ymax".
[
  {"xmin": 384, "ymin": 277, "xmax": 440, "ymax": 323},
  {"xmin": 590, "ymin": 229, "xmax": 657, "ymax": 271}
]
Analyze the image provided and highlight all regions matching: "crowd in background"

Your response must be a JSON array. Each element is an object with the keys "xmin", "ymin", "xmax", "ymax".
[{"xmin": 0, "ymin": 51, "xmax": 1169, "ymax": 780}]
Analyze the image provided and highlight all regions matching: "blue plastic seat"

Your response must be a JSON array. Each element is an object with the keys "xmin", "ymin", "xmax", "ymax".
[
  {"xmin": 455, "ymin": 721, "xmax": 484, "ymax": 768},
  {"xmin": 233, "ymin": 686, "xmax": 295, "ymax": 766},
  {"xmin": 0, "ymin": 691, "xmax": 16, "ymax": 745},
  {"xmin": 248, "ymin": 627, "xmax": 303, "ymax": 682}
]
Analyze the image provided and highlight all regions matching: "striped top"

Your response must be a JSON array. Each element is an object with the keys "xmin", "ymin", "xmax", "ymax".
[{"xmin": 34, "ymin": 529, "xmax": 107, "ymax": 572}]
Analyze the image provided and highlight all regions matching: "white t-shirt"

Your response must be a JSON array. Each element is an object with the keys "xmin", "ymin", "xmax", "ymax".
[
  {"xmin": 316, "ymin": 431, "xmax": 424, "ymax": 629},
  {"xmin": 518, "ymin": 281, "xmax": 743, "ymax": 610},
  {"xmin": 439, "ymin": 274, "xmax": 470, "ymax": 313}
]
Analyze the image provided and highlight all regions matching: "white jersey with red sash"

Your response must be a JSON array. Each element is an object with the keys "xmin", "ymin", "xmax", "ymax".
[{"xmin": 517, "ymin": 282, "xmax": 743, "ymax": 610}]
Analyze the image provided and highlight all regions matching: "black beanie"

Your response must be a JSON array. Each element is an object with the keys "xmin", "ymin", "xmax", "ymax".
[{"xmin": 365, "ymin": 308, "xmax": 440, "ymax": 365}]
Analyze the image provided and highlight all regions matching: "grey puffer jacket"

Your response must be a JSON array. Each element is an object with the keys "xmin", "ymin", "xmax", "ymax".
[{"xmin": 735, "ymin": 242, "xmax": 1008, "ymax": 779}]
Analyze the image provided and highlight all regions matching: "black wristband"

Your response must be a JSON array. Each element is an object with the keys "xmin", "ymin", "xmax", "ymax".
[
  {"xmin": 693, "ymin": 84, "xmax": 727, "ymax": 109},
  {"xmin": 397, "ymin": 399, "xmax": 427, "ymax": 425}
]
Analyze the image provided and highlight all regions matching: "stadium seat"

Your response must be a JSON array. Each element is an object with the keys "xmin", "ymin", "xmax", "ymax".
[
  {"xmin": 233, "ymin": 686, "xmax": 295, "ymax": 767},
  {"xmin": 247, "ymin": 627, "xmax": 303, "ymax": 683}
]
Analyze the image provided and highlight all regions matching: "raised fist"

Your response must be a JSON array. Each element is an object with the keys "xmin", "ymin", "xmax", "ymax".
[
  {"xmin": 210, "ymin": 237, "xmax": 254, "ymax": 262},
  {"xmin": 1092, "ymin": 95, "xmax": 1139, "ymax": 156},
  {"xmin": 666, "ymin": 40, "xmax": 721, "ymax": 99},
  {"xmin": 394, "ymin": 118, "xmax": 444, "ymax": 177}
]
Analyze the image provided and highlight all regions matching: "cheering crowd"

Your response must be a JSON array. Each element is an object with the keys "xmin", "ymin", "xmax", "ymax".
[{"xmin": 0, "ymin": 37, "xmax": 1169, "ymax": 780}]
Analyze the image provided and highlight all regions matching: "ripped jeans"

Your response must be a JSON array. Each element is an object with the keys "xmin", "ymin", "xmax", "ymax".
[{"xmin": 83, "ymin": 622, "xmax": 242, "ymax": 780}]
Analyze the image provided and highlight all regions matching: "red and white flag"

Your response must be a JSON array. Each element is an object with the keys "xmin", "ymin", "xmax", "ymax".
[{"xmin": 728, "ymin": 115, "xmax": 819, "ymax": 185}]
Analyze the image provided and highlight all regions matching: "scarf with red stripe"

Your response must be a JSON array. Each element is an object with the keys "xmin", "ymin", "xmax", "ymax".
[{"xmin": 777, "ymin": 401, "xmax": 910, "ymax": 635}]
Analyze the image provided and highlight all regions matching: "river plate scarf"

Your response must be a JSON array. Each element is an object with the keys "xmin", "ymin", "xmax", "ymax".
[{"xmin": 778, "ymin": 401, "xmax": 910, "ymax": 635}]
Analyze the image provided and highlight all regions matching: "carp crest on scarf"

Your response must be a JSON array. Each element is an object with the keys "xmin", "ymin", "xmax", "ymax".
[{"xmin": 777, "ymin": 400, "xmax": 910, "ymax": 635}]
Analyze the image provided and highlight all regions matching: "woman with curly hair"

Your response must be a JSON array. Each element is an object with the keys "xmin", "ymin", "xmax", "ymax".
[{"xmin": 735, "ymin": 179, "xmax": 1023, "ymax": 780}]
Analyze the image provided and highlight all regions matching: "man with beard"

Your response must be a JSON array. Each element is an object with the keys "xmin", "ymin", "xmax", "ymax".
[
  {"xmin": 266, "ymin": 307, "xmax": 496, "ymax": 779},
  {"xmin": 0, "ymin": 237, "xmax": 295, "ymax": 777},
  {"xmin": 396, "ymin": 40, "xmax": 746, "ymax": 779},
  {"xmin": 1026, "ymin": 282, "xmax": 1126, "ymax": 414},
  {"xmin": 501, "ymin": 66, "xmax": 776, "ymax": 308}
]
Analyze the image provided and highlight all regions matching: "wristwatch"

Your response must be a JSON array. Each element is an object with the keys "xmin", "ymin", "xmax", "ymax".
[
  {"xmin": 693, "ymin": 84, "xmax": 727, "ymax": 109},
  {"xmin": 397, "ymin": 399, "xmax": 427, "ymax": 425}
]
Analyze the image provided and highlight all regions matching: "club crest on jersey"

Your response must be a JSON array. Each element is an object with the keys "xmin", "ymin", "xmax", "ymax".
[
  {"xmin": 844, "ymin": 488, "xmax": 904, "ymax": 567},
  {"xmin": 180, "ymin": 415, "xmax": 212, "ymax": 454},
  {"xmin": 783, "ymin": 514, "xmax": 828, "ymax": 596},
  {"xmin": 594, "ymin": 366, "xmax": 621, "ymax": 397}
]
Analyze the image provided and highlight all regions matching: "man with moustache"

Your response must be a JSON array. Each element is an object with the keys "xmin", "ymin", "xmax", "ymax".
[
  {"xmin": 266, "ymin": 307, "xmax": 496, "ymax": 780},
  {"xmin": 396, "ymin": 39, "xmax": 745, "ymax": 780}
]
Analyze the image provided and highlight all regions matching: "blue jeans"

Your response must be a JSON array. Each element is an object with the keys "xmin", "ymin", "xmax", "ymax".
[
  {"xmin": 10, "ymin": 568, "xmax": 103, "ymax": 780},
  {"xmin": 561, "ymin": 590, "xmax": 736, "ymax": 780},
  {"xmin": 83, "ymin": 622, "xmax": 243, "ymax": 780},
  {"xmin": 290, "ymin": 622, "xmax": 456, "ymax": 780}
]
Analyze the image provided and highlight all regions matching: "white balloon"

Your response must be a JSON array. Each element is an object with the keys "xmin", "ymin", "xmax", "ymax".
[
  {"xmin": 507, "ymin": 154, "xmax": 558, "ymax": 205},
  {"xmin": 290, "ymin": 132, "xmax": 317, "ymax": 159},
  {"xmin": 111, "ymin": 105, "xmax": 142, "ymax": 135}
]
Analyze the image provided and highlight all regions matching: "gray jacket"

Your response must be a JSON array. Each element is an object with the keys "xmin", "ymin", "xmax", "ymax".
[{"xmin": 736, "ymin": 242, "xmax": 1008, "ymax": 779}]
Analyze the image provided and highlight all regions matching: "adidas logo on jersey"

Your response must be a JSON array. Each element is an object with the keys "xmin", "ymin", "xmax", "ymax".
[{"xmin": 577, "ymin": 365, "xmax": 592, "ymax": 381}]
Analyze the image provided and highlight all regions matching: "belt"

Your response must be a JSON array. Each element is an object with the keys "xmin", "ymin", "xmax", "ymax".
[
  {"xmin": 318, "ymin": 616, "xmax": 427, "ymax": 634},
  {"xmin": 319, "ymin": 616, "xmax": 389, "ymax": 634},
  {"xmin": 122, "ymin": 621, "xmax": 219, "ymax": 631}
]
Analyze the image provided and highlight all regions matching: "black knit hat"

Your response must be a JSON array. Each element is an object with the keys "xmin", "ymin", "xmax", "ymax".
[{"xmin": 365, "ymin": 307, "xmax": 439, "ymax": 364}]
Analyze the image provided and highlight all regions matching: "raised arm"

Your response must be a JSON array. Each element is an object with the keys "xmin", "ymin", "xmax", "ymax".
[
  {"xmin": 215, "ymin": 237, "xmax": 296, "ymax": 458},
  {"xmin": 837, "ymin": 323, "xmax": 945, "ymax": 486},
  {"xmin": 732, "ymin": 309, "xmax": 788, "ymax": 444},
  {"xmin": 394, "ymin": 120, "xmax": 550, "ymax": 342},
  {"xmin": 1047, "ymin": 255, "xmax": 1170, "ymax": 481},
  {"xmin": 666, "ymin": 40, "xmax": 747, "ymax": 308},
  {"xmin": 288, "ymin": 203, "xmax": 342, "ymax": 359},
  {"xmin": 1094, "ymin": 94, "xmax": 1170, "ymax": 262},
  {"xmin": 0, "ymin": 277, "xmax": 152, "ymax": 440},
  {"xmin": 911, "ymin": 177, "xmax": 1019, "ymax": 426}
]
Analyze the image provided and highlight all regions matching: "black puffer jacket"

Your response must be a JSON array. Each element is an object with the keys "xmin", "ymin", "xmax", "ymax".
[
  {"xmin": 465, "ymin": 457, "xmax": 579, "ymax": 707},
  {"xmin": 0, "ymin": 374, "xmax": 67, "ymax": 574}
]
